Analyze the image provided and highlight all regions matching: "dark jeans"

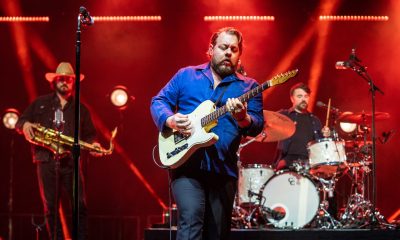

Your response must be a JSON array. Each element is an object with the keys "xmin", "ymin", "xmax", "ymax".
[
  {"xmin": 171, "ymin": 172, "xmax": 236, "ymax": 240},
  {"xmin": 36, "ymin": 158, "xmax": 87, "ymax": 240}
]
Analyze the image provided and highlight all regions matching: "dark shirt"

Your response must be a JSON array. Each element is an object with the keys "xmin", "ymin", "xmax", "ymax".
[
  {"xmin": 150, "ymin": 63, "xmax": 264, "ymax": 178},
  {"xmin": 274, "ymin": 108, "xmax": 323, "ymax": 165},
  {"xmin": 15, "ymin": 93, "xmax": 97, "ymax": 162}
]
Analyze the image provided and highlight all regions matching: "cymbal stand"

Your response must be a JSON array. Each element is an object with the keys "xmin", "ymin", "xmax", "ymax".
[
  {"xmin": 340, "ymin": 124, "xmax": 393, "ymax": 228},
  {"xmin": 315, "ymin": 177, "xmax": 342, "ymax": 229},
  {"xmin": 340, "ymin": 160, "xmax": 372, "ymax": 227},
  {"xmin": 236, "ymin": 131, "xmax": 267, "ymax": 160}
]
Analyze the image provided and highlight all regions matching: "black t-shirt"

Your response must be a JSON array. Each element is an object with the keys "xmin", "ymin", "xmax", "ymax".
[{"xmin": 285, "ymin": 112, "xmax": 315, "ymax": 160}]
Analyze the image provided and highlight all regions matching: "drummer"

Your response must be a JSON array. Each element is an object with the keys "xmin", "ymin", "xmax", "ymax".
[{"xmin": 274, "ymin": 82, "xmax": 330, "ymax": 171}]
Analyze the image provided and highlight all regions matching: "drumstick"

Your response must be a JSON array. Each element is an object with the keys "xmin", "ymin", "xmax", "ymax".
[{"xmin": 325, "ymin": 98, "xmax": 331, "ymax": 127}]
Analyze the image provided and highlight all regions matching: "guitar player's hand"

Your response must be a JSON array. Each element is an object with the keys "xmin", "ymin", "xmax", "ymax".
[
  {"xmin": 226, "ymin": 98, "xmax": 251, "ymax": 128},
  {"xmin": 166, "ymin": 113, "xmax": 192, "ymax": 136}
]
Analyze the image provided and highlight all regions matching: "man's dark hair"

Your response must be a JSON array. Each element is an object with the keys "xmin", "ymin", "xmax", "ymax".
[
  {"xmin": 290, "ymin": 82, "xmax": 311, "ymax": 96},
  {"xmin": 209, "ymin": 27, "xmax": 243, "ymax": 55}
]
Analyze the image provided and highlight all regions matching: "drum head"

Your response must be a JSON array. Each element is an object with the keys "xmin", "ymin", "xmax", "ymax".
[{"xmin": 261, "ymin": 171, "xmax": 319, "ymax": 228}]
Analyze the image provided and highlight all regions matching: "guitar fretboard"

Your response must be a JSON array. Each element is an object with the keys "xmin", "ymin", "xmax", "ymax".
[
  {"xmin": 200, "ymin": 80, "xmax": 271, "ymax": 127},
  {"xmin": 199, "ymin": 69, "xmax": 298, "ymax": 127}
]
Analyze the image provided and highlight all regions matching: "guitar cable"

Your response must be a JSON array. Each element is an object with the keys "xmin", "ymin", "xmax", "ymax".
[{"xmin": 152, "ymin": 144, "xmax": 169, "ymax": 169}]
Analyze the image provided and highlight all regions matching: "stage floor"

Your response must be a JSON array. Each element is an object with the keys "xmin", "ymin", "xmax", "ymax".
[{"xmin": 144, "ymin": 227, "xmax": 400, "ymax": 240}]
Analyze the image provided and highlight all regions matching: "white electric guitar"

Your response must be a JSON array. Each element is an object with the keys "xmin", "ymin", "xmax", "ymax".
[{"xmin": 158, "ymin": 69, "xmax": 299, "ymax": 169}]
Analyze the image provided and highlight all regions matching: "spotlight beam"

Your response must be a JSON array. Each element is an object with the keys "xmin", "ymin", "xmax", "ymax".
[
  {"xmin": 308, "ymin": 0, "xmax": 341, "ymax": 112},
  {"xmin": 2, "ymin": 0, "xmax": 38, "ymax": 102},
  {"xmin": 83, "ymin": 99, "xmax": 168, "ymax": 210}
]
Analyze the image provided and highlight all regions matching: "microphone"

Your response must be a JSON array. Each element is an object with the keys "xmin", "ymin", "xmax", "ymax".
[
  {"xmin": 335, "ymin": 48, "xmax": 360, "ymax": 70},
  {"xmin": 316, "ymin": 101, "xmax": 340, "ymax": 113},
  {"xmin": 335, "ymin": 61, "xmax": 353, "ymax": 70},
  {"xmin": 79, "ymin": 6, "xmax": 94, "ymax": 26},
  {"xmin": 53, "ymin": 108, "xmax": 65, "ymax": 130},
  {"xmin": 263, "ymin": 206, "xmax": 286, "ymax": 220}
]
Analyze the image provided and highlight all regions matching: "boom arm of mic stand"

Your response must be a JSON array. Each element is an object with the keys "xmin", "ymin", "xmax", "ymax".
[{"xmin": 351, "ymin": 62, "xmax": 384, "ymax": 95}]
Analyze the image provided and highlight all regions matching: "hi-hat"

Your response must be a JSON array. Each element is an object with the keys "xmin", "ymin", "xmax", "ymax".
[
  {"xmin": 251, "ymin": 110, "xmax": 295, "ymax": 142},
  {"xmin": 338, "ymin": 112, "xmax": 390, "ymax": 124}
]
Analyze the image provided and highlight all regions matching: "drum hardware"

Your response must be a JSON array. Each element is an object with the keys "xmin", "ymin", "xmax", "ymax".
[
  {"xmin": 314, "ymin": 177, "xmax": 342, "ymax": 229},
  {"xmin": 233, "ymin": 132, "xmax": 275, "ymax": 229},
  {"xmin": 337, "ymin": 110, "xmax": 395, "ymax": 229},
  {"xmin": 339, "ymin": 160, "xmax": 393, "ymax": 229},
  {"xmin": 231, "ymin": 188, "xmax": 271, "ymax": 229}
]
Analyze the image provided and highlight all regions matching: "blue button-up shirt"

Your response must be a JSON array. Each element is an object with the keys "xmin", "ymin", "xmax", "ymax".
[{"xmin": 150, "ymin": 63, "xmax": 264, "ymax": 178}]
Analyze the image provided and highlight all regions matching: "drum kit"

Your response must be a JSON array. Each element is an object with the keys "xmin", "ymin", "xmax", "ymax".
[{"xmin": 232, "ymin": 109, "xmax": 394, "ymax": 230}]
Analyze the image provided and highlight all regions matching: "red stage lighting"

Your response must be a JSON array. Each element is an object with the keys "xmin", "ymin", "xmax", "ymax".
[
  {"xmin": 319, "ymin": 15, "xmax": 389, "ymax": 21},
  {"xmin": 204, "ymin": 16, "xmax": 275, "ymax": 21},
  {"xmin": 0, "ymin": 16, "xmax": 49, "ymax": 22},
  {"xmin": 2, "ymin": 108, "xmax": 20, "ymax": 130},
  {"xmin": 110, "ymin": 85, "xmax": 135, "ymax": 110},
  {"xmin": 92, "ymin": 16, "xmax": 161, "ymax": 22}
]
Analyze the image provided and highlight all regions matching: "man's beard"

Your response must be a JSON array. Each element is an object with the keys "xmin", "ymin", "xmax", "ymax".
[
  {"xmin": 55, "ymin": 85, "xmax": 72, "ymax": 96},
  {"xmin": 296, "ymin": 101, "xmax": 308, "ymax": 111},
  {"xmin": 211, "ymin": 59, "xmax": 237, "ymax": 78}
]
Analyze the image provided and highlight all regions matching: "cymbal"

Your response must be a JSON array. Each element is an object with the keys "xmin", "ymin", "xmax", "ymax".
[
  {"xmin": 345, "ymin": 140, "xmax": 372, "ymax": 148},
  {"xmin": 338, "ymin": 111, "xmax": 390, "ymax": 124},
  {"xmin": 251, "ymin": 110, "xmax": 295, "ymax": 142}
]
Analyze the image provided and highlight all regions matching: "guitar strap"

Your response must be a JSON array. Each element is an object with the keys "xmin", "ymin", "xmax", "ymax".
[{"xmin": 213, "ymin": 84, "xmax": 230, "ymax": 108}]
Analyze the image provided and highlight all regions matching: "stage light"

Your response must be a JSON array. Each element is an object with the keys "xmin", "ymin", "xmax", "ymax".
[
  {"xmin": 339, "ymin": 122, "xmax": 357, "ymax": 134},
  {"xmin": 319, "ymin": 15, "xmax": 389, "ymax": 21},
  {"xmin": 92, "ymin": 16, "xmax": 161, "ymax": 22},
  {"xmin": 110, "ymin": 85, "xmax": 135, "ymax": 110},
  {"xmin": 2, "ymin": 108, "xmax": 20, "ymax": 130},
  {"xmin": 0, "ymin": 16, "xmax": 49, "ymax": 22},
  {"xmin": 204, "ymin": 16, "xmax": 275, "ymax": 22}
]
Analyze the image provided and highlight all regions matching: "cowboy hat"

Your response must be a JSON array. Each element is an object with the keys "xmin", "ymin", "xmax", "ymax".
[{"xmin": 45, "ymin": 62, "xmax": 84, "ymax": 82}]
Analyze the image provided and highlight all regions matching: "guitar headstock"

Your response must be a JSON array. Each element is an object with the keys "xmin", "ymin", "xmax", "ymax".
[{"xmin": 269, "ymin": 69, "xmax": 299, "ymax": 86}]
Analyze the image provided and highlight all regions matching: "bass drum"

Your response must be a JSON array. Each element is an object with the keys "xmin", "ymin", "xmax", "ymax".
[{"xmin": 261, "ymin": 171, "xmax": 319, "ymax": 229}]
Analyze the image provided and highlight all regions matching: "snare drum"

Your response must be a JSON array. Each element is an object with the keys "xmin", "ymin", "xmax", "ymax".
[
  {"xmin": 238, "ymin": 164, "xmax": 275, "ymax": 207},
  {"xmin": 308, "ymin": 138, "xmax": 347, "ymax": 178},
  {"xmin": 261, "ymin": 171, "xmax": 319, "ymax": 229}
]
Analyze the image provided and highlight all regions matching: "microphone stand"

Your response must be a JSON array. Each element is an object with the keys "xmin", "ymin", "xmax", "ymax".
[
  {"xmin": 346, "ymin": 55, "xmax": 385, "ymax": 228},
  {"xmin": 73, "ymin": 8, "xmax": 92, "ymax": 239},
  {"xmin": 8, "ymin": 131, "xmax": 16, "ymax": 240},
  {"xmin": 53, "ymin": 109, "xmax": 64, "ymax": 239}
]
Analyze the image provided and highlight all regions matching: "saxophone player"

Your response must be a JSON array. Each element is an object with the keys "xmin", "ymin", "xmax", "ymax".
[{"xmin": 15, "ymin": 62, "xmax": 101, "ymax": 240}]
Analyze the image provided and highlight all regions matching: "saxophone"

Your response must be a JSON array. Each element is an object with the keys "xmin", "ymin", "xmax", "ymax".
[{"xmin": 29, "ymin": 124, "xmax": 117, "ymax": 157}]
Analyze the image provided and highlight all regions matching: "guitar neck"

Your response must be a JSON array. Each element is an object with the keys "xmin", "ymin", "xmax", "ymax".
[{"xmin": 201, "ymin": 80, "xmax": 271, "ymax": 127}]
